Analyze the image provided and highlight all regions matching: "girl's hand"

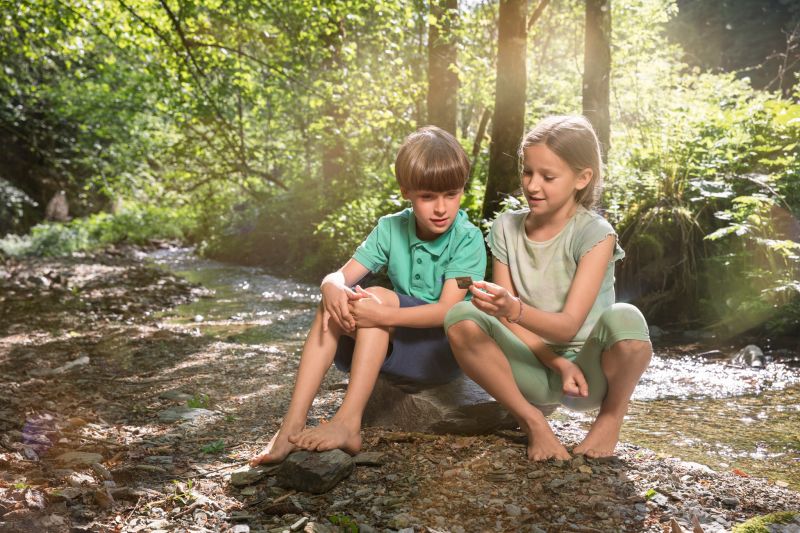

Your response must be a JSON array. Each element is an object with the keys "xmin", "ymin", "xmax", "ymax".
[
  {"xmin": 347, "ymin": 286, "xmax": 386, "ymax": 328},
  {"xmin": 469, "ymin": 280, "xmax": 519, "ymax": 320},
  {"xmin": 553, "ymin": 358, "xmax": 589, "ymax": 398},
  {"xmin": 320, "ymin": 282, "xmax": 363, "ymax": 333}
]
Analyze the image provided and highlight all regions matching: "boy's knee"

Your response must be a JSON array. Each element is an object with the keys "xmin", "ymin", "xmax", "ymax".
[{"xmin": 364, "ymin": 286, "xmax": 399, "ymax": 306}]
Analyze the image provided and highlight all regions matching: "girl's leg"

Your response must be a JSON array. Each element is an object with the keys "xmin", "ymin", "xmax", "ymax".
[
  {"xmin": 573, "ymin": 338, "xmax": 651, "ymax": 457},
  {"xmin": 250, "ymin": 305, "xmax": 345, "ymax": 465},
  {"xmin": 572, "ymin": 303, "xmax": 652, "ymax": 457},
  {"xmin": 291, "ymin": 287, "xmax": 399, "ymax": 454},
  {"xmin": 447, "ymin": 318, "xmax": 570, "ymax": 461}
]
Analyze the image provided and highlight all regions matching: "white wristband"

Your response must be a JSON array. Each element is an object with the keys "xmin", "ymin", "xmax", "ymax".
[{"xmin": 320, "ymin": 271, "xmax": 346, "ymax": 289}]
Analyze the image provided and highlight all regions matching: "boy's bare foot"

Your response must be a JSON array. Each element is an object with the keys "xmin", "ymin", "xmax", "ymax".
[
  {"xmin": 289, "ymin": 420, "xmax": 362, "ymax": 455},
  {"xmin": 573, "ymin": 412, "xmax": 624, "ymax": 458},
  {"xmin": 249, "ymin": 427, "xmax": 300, "ymax": 466},
  {"xmin": 522, "ymin": 418, "xmax": 571, "ymax": 461}
]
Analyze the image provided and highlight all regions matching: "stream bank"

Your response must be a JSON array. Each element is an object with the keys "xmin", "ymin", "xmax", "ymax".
[{"xmin": 0, "ymin": 245, "xmax": 797, "ymax": 532}]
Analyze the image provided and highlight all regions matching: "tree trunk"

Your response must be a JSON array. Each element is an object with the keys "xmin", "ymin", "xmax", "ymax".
[
  {"xmin": 427, "ymin": 0, "xmax": 459, "ymax": 134},
  {"xmin": 582, "ymin": 0, "xmax": 611, "ymax": 163},
  {"xmin": 482, "ymin": 0, "xmax": 527, "ymax": 220}
]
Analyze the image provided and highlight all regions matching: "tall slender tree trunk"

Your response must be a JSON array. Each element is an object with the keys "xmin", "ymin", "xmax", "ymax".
[
  {"xmin": 582, "ymin": 0, "xmax": 611, "ymax": 162},
  {"xmin": 321, "ymin": 16, "xmax": 348, "ymax": 196},
  {"xmin": 427, "ymin": 0, "xmax": 459, "ymax": 134},
  {"xmin": 482, "ymin": 0, "xmax": 527, "ymax": 220}
]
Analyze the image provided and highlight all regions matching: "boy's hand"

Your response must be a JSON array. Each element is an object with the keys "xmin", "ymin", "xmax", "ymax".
[
  {"xmin": 347, "ymin": 286, "xmax": 385, "ymax": 328},
  {"xmin": 320, "ymin": 282, "xmax": 362, "ymax": 333},
  {"xmin": 552, "ymin": 358, "xmax": 589, "ymax": 398},
  {"xmin": 469, "ymin": 280, "xmax": 518, "ymax": 320}
]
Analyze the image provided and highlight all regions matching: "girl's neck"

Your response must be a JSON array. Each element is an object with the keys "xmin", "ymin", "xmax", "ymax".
[{"xmin": 525, "ymin": 202, "xmax": 580, "ymax": 241}]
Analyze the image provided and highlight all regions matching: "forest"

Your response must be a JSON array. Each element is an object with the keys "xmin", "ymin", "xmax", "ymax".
[{"xmin": 1, "ymin": 0, "xmax": 799, "ymax": 337}]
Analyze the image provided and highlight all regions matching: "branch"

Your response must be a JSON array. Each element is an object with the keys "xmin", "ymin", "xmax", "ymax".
[{"xmin": 527, "ymin": 0, "xmax": 551, "ymax": 32}]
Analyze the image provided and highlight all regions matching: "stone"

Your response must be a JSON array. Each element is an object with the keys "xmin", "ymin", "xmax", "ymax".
[
  {"xmin": 229, "ymin": 464, "xmax": 280, "ymax": 487},
  {"xmin": 362, "ymin": 374, "xmax": 555, "ymax": 434},
  {"xmin": 56, "ymin": 451, "xmax": 103, "ymax": 467},
  {"xmin": 290, "ymin": 517, "xmax": 309, "ymax": 531},
  {"xmin": 721, "ymin": 496, "xmax": 738, "ymax": 508},
  {"xmin": 67, "ymin": 472, "xmax": 94, "ymax": 487},
  {"xmin": 275, "ymin": 450, "xmax": 354, "ymax": 494},
  {"xmin": 158, "ymin": 390, "xmax": 194, "ymax": 402},
  {"xmin": 732, "ymin": 345, "xmax": 765, "ymax": 367},
  {"xmin": 91, "ymin": 462, "xmax": 112, "ymax": 480},
  {"xmin": 303, "ymin": 523, "xmax": 337, "ymax": 533},
  {"xmin": 232, "ymin": 525, "xmax": 250, "ymax": 533},
  {"xmin": 157, "ymin": 407, "xmax": 215, "ymax": 422},
  {"xmin": 353, "ymin": 452, "xmax": 385, "ymax": 466}
]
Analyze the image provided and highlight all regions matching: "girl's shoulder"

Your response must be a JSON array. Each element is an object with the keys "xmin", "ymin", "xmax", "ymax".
[{"xmin": 573, "ymin": 206, "xmax": 616, "ymax": 235}]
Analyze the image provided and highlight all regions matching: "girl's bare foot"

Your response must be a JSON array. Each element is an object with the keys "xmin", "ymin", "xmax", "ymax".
[
  {"xmin": 289, "ymin": 419, "xmax": 362, "ymax": 455},
  {"xmin": 249, "ymin": 427, "xmax": 301, "ymax": 466},
  {"xmin": 573, "ymin": 412, "xmax": 623, "ymax": 458},
  {"xmin": 522, "ymin": 418, "xmax": 571, "ymax": 461}
]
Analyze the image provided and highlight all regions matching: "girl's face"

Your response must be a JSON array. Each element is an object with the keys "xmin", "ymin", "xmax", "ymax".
[{"xmin": 521, "ymin": 144, "xmax": 591, "ymax": 218}]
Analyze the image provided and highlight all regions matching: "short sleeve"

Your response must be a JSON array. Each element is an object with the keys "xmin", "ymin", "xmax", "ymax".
[
  {"xmin": 487, "ymin": 213, "xmax": 510, "ymax": 265},
  {"xmin": 572, "ymin": 214, "xmax": 625, "ymax": 263},
  {"xmin": 444, "ymin": 226, "xmax": 487, "ymax": 281},
  {"xmin": 352, "ymin": 218, "xmax": 390, "ymax": 272}
]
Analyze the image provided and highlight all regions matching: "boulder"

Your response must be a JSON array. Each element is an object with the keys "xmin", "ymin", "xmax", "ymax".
[{"xmin": 362, "ymin": 374, "xmax": 554, "ymax": 434}]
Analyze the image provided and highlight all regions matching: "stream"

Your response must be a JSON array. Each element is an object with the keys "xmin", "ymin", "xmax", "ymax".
[{"xmin": 145, "ymin": 247, "xmax": 800, "ymax": 491}]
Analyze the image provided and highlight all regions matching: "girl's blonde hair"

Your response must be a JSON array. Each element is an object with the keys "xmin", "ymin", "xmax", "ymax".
[{"xmin": 519, "ymin": 115, "xmax": 603, "ymax": 209}]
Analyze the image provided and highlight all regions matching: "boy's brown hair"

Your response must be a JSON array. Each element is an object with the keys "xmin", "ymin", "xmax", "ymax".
[
  {"xmin": 519, "ymin": 115, "xmax": 603, "ymax": 209},
  {"xmin": 395, "ymin": 126, "xmax": 470, "ymax": 192}
]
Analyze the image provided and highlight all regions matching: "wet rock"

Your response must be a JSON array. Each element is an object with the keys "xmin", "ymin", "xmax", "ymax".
[
  {"xmin": 229, "ymin": 463, "xmax": 280, "ymax": 487},
  {"xmin": 732, "ymin": 344, "xmax": 766, "ymax": 367},
  {"xmin": 275, "ymin": 450, "xmax": 354, "ymax": 494},
  {"xmin": 157, "ymin": 406, "xmax": 215, "ymax": 422},
  {"xmin": 363, "ymin": 374, "xmax": 554, "ymax": 434},
  {"xmin": 56, "ymin": 451, "xmax": 103, "ymax": 467}
]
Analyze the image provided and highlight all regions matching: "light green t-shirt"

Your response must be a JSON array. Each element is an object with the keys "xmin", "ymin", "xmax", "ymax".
[
  {"xmin": 353, "ymin": 208, "xmax": 487, "ymax": 304},
  {"xmin": 487, "ymin": 206, "xmax": 624, "ymax": 349}
]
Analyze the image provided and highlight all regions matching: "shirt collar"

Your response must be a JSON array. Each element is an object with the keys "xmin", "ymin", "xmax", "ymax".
[{"xmin": 407, "ymin": 208, "xmax": 462, "ymax": 256}]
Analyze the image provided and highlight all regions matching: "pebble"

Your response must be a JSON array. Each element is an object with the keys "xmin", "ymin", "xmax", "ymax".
[
  {"xmin": 290, "ymin": 517, "xmax": 309, "ymax": 531},
  {"xmin": 721, "ymin": 496, "xmax": 738, "ymax": 508},
  {"xmin": 505, "ymin": 503, "xmax": 522, "ymax": 516}
]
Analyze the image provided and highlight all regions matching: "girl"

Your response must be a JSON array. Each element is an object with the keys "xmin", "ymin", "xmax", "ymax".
[{"xmin": 444, "ymin": 115, "xmax": 652, "ymax": 461}]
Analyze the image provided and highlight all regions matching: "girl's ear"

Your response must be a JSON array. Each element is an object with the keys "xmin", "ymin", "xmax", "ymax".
[{"xmin": 575, "ymin": 168, "xmax": 593, "ymax": 191}]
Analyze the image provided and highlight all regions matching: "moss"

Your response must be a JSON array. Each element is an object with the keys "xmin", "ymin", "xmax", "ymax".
[{"xmin": 733, "ymin": 511, "xmax": 800, "ymax": 533}]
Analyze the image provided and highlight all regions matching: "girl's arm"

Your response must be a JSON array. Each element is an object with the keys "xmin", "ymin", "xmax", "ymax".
[
  {"xmin": 349, "ymin": 278, "xmax": 468, "ymax": 329},
  {"xmin": 470, "ymin": 235, "xmax": 615, "ymax": 344},
  {"xmin": 492, "ymin": 259, "xmax": 588, "ymax": 397}
]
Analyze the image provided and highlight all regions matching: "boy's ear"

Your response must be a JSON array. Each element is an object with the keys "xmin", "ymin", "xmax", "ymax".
[
  {"xmin": 400, "ymin": 187, "xmax": 410, "ymax": 200},
  {"xmin": 575, "ymin": 168, "xmax": 593, "ymax": 190}
]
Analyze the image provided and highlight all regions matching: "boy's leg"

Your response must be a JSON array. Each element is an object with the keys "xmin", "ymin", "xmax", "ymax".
[
  {"xmin": 291, "ymin": 287, "xmax": 398, "ymax": 454},
  {"xmin": 445, "ymin": 303, "xmax": 569, "ymax": 461},
  {"xmin": 250, "ymin": 305, "xmax": 345, "ymax": 465},
  {"xmin": 573, "ymin": 303, "xmax": 652, "ymax": 457}
]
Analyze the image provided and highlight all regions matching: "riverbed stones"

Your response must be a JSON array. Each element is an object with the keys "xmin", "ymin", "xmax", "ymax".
[
  {"xmin": 362, "ymin": 374, "xmax": 553, "ymax": 434},
  {"xmin": 275, "ymin": 450, "xmax": 354, "ymax": 494},
  {"xmin": 55, "ymin": 451, "xmax": 103, "ymax": 467}
]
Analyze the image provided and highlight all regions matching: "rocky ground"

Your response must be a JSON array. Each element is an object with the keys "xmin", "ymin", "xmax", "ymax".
[{"xmin": 0, "ymin": 247, "xmax": 798, "ymax": 533}]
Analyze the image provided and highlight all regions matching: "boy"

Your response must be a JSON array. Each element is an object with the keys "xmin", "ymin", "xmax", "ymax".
[{"xmin": 251, "ymin": 126, "xmax": 486, "ymax": 464}]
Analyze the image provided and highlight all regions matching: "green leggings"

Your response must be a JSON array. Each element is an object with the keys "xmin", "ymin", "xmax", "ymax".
[{"xmin": 443, "ymin": 302, "xmax": 650, "ymax": 411}]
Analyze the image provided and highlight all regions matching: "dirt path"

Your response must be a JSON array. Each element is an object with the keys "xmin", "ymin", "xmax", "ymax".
[{"xmin": 0, "ymin": 248, "xmax": 797, "ymax": 533}]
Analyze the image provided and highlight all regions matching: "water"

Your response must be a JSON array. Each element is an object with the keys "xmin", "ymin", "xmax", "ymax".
[{"xmin": 146, "ymin": 247, "xmax": 800, "ymax": 490}]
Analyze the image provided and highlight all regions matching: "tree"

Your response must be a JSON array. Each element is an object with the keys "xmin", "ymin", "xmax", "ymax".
[
  {"xmin": 427, "ymin": 0, "xmax": 459, "ymax": 134},
  {"xmin": 582, "ymin": 0, "xmax": 611, "ymax": 162},
  {"xmin": 482, "ymin": 0, "xmax": 527, "ymax": 220}
]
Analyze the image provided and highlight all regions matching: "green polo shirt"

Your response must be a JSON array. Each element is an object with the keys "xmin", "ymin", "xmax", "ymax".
[{"xmin": 352, "ymin": 208, "xmax": 486, "ymax": 303}]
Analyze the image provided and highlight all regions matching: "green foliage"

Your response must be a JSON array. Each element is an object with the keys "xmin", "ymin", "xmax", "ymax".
[
  {"xmin": 0, "ymin": 205, "xmax": 193, "ymax": 257},
  {"xmin": 186, "ymin": 393, "xmax": 211, "ymax": 409},
  {"xmin": 328, "ymin": 514, "xmax": 359, "ymax": 532},
  {"xmin": 200, "ymin": 439, "xmax": 225, "ymax": 454},
  {"xmin": 732, "ymin": 511, "xmax": 800, "ymax": 533}
]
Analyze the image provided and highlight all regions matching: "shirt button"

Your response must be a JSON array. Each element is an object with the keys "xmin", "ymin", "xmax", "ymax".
[
  {"xmin": 416, "ymin": 258, "xmax": 422, "ymax": 264},
  {"xmin": 414, "ymin": 274, "xmax": 421, "ymax": 280}
]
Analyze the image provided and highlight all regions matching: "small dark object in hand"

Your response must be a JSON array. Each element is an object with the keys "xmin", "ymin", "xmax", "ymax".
[{"xmin": 456, "ymin": 276, "xmax": 473, "ymax": 289}]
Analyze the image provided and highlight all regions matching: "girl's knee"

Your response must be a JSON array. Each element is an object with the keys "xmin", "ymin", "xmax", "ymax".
[
  {"xmin": 446, "ymin": 319, "xmax": 486, "ymax": 346},
  {"xmin": 599, "ymin": 302, "xmax": 648, "ymax": 332},
  {"xmin": 444, "ymin": 300, "xmax": 478, "ymax": 329}
]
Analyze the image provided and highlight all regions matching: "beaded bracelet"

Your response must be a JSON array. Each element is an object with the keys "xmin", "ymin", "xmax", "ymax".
[{"xmin": 508, "ymin": 296, "xmax": 524, "ymax": 324}]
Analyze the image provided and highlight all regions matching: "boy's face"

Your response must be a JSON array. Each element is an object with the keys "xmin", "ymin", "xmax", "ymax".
[{"xmin": 402, "ymin": 188, "xmax": 464, "ymax": 241}]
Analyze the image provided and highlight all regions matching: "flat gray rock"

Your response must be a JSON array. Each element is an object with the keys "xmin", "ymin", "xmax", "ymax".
[
  {"xmin": 157, "ymin": 407, "xmax": 215, "ymax": 422},
  {"xmin": 275, "ymin": 450, "xmax": 354, "ymax": 494},
  {"xmin": 229, "ymin": 464, "xmax": 280, "ymax": 487},
  {"xmin": 158, "ymin": 390, "xmax": 194, "ymax": 401},
  {"xmin": 362, "ymin": 374, "xmax": 554, "ymax": 434},
  {"xmin": 55, "ymin": 451, "xmax": 104, "ymax": 467}
]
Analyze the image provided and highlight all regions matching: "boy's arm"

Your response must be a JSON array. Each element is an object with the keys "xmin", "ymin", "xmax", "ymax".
[
  {"xmin": 353, "ymin": 278, "xmax": 467, "ymax": 329},
  {"xmin": 320, "ymin": 259, "xmax": 371, "ymax": 332}
]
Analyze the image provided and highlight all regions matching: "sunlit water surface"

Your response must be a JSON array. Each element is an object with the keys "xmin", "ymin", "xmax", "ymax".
[{"xmin": 146, "ymin": 248, "xmax": 800, "ymax": 490}]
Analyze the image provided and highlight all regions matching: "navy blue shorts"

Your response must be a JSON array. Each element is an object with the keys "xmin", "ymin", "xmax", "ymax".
[{"xmin": 333, "ymin": 293, "xmax": 462, "ymax": 385}]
